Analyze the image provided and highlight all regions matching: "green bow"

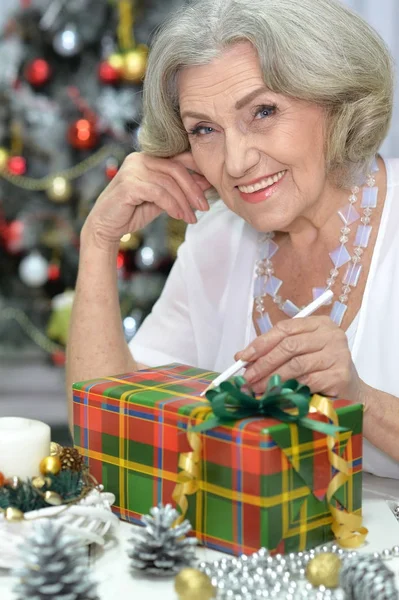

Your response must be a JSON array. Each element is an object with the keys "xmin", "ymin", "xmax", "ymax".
[{"xmin": 192, "ymin": 375, "xmax": 347, "ymax": 437}]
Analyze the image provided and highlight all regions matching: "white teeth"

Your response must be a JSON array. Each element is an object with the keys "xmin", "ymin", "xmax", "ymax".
[{"xmin": 238, "ymin": 170, "xmax": 286, "ymax": 194}]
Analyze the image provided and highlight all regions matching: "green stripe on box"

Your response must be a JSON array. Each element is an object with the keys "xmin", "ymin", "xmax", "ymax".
[
  {"xmin": 352, "ymin": 471, "xmax": 363, "ymax": 509},
  {"xmin": 262, "ymin": 471, "xmax": 284, "ymax": 497},
  {"xmin": 185, "ymin": 489, "xmax": 198, "ymax": 530},
  {"xmin": 102, "ymin": 433, "xmax": 119, "ymax": 457},
  {"xmin": 127, "ymin": 471, "xmax": 154, "ymax": 514},
  {"xmin": 128, "ymin": 440, "xmax": 154, "ymax": 468},
  {"xmin": 204, "ymin": 461, "xmax": 233, "ymax": 490},
  {"xmin": 103, "ymin": 463, "xmax": 120, "ymax": 507},
  {"xmin": 261, "ymin": 504, "xmax": 283, "ymax": 549},
  {"xmin": 129, "ymin": 390, "xmax": 174, "ymax": 403},
  {"xmin": 74, "ymin": 424, "xmax": 81, "ymax": 445},
  {"xmin": 205, "ymin": 494, "xmax": 234, "ymax": 542}
]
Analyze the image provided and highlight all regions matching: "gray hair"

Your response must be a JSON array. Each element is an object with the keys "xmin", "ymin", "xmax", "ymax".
[{"xmin": 139, "ymin": 0, "xmax": 394, "ymax": 185}]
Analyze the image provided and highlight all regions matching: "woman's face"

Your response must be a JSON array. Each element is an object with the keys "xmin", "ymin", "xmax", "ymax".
[{"xmin": 178, "ymin": 42, "xmax": 331, "ymax": 232}]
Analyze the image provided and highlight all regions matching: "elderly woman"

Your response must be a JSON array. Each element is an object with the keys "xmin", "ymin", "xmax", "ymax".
[{"xmin": 66, "ymin": 0, "xmax": 399, "ymax": 478}]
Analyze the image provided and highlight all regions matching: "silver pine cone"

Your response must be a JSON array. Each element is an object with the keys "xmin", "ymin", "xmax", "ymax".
[
  {"xmin": 340, "ymin": 554, "xmax": 398, "ymax": 600},
  {"xmin": 127, "ymin": 503, "xmax": 197, "ymax": 575},
  {"xmin": 12, "ymin": 520, "xmax": 99, "ymax": 600}
]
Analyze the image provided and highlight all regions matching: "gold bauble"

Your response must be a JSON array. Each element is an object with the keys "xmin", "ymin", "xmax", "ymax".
[
  {"xmin": 120, "ymin": 232, "xmax": 140, "ymax": 250},
  {"xmin": 32, "ymin": 476, "xmax": 47, "ymax": 489},
  {"xmin": 43, "ymin": 491, "xmax": 63, "ymax": 506},
  {"xmin": 108, "ymin": 52, "xmax": 125, "ymax": 72},
  {"xmin": 174, "ymin": 568, "xmax": 216, "ymax": 600},
  {"xmin": 47, "ymin": 176, "xmax": 73, "ymax": 203},
  {"xmin": 306, "ymin": 553, "xmax": 342, "ymax": 589},
  {"xmin": 0, "ymin": 147, "xmax": 9, "ymax": 170},
  {"xmin": 5, "ymin": 507, "xmax": 24, "ymax": 522},
  {"xmin": 50, "ymin": 441, "xmax": 63, "ymax": 456},
  {"xmin": 122, "ymin": 46, "xmax": 148, "ymax": 83},
  {"xmin": 39, "ymin": 455, "xmax": 61, "ymax": 476}
]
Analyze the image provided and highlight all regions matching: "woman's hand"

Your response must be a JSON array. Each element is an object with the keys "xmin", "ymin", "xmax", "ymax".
[
  {"xmin": 82, "ymin": 151, "xmax": 211, "ymax": 250},
  {"xmin": 235, "ymin": 316, "xmax": 365, "ymax": 401}
]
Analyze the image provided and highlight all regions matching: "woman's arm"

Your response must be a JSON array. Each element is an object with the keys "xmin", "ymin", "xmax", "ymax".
[
  {"xmin": 65, "ymin": 228, "xmax": 138, "ymax": 433},
  {"xmin": 65, "ymin": 151, "xmax": 210, "ymax": 434},
  {"xmin": 362, "ymin": 385, "xmax": 399, "ymax": 462}
]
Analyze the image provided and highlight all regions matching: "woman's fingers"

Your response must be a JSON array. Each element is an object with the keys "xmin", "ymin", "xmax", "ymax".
[
  {"xmin": 133, "ymin": 180, "xmax": 187, "ymax": 222},
  {"xmin": 235, "ymin": 317, "xmax": 323, "ymax": 362},
  {"xmin": 243, "ymin": 331, "xmax": 330, "ymax": 384},
  {"xmin": 251, "ymin": 366, "xmax": 334, "ymax": 396},
  {"xmin": 191, "ymin": 172, "xmax": 213, "ymax": 193},
  {"xmin": 153, "ymin": 173, "xmax": 198, "ymax": 223},
  {"xmin": 147, "ymin": 156, "xmax": 209, "ymax": 212},
  {"xmin": 246, "ymin": 349, "xmax": 335, "ymax": 386}
]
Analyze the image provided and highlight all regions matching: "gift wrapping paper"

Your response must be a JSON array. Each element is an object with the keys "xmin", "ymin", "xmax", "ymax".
[{"xmin": 73, "ymin": 363, "xmax": 363, "ymax": 555}]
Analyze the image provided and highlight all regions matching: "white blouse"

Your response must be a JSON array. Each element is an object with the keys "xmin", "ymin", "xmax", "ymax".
[{"xmin": 130, "ymin": 157, "xmax": 399, "ymax": 479}]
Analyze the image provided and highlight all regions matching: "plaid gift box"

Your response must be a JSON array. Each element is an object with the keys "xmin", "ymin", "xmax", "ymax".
[{"xmin": 72, "ymin": 363, "xmax": 363, "ymax": 556}]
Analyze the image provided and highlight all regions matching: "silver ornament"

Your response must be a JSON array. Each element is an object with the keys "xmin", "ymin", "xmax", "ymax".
[
  {"xmin": 96, "ymin": 88, "xmax": 140, "ymax": 138},
  {"xmin": 340, "ymin": 554, "xmax": 398, "ymax": 600},
  {"xmin": 12, "ymin": 520, "xmax": 99, "ymax": 600},
  {"xmin": 53, "ymin": 23, "xmax": 83, "ymax": 57},
  {"xmin": 127, "ymin": 503, "xmax": 197, "ymax": 576}
]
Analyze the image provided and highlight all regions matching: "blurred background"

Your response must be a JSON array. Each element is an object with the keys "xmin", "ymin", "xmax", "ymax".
[{"xmin": 0, "ymin": 0, "xmax": 398, "ymax": 445}]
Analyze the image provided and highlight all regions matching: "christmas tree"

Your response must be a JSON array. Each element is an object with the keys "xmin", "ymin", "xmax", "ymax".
[{"xmin": 0, "ymin": 0, "xmax": 187, "ymax": 364}]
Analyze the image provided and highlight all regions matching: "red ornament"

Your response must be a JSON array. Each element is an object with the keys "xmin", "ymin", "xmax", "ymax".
[
  {"xmin": 105, "ymin": 158, "xmax": 119, "ymax": 180},
  {"xmin": 0, "ymin": 472, "xmax": 5, "ymax": 487},
  {"xmin": 117, "ymin": 252, "xmax": 125, "ymax": 269},
  {"xmin": 5, "ymin": 220, "xmax": 24, "ymax": 254},
  {"xmin": 98, "ymin": 60, "xmax": 121, "ymax": 85},
  {"xmin": 7, "ymin": 156, "xmax": 27, "ymax": 176},
  {"xmin": 48, "ymin": 262, "xmax": 61, "ymax": 281},
  {"xmin": 24, "ymin": 58, "xmax": 52, "ymax": 87},
  {"xmin": 51, "ymin": 350, "xmax": 66, "ymax": 366},
  {"xmin": 67, "ymin": 118, "xmax": 99, "ymax": 150}
]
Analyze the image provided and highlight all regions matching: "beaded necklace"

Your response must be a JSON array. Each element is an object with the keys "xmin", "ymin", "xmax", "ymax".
[{"xmin": 253, "ymin": 159, "xmax": 380, "ymax": 333}]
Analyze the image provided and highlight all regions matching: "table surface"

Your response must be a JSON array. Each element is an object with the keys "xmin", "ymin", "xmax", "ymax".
[{"xmin": 2, "ymin": 473, "xmax": 399, "ymax": 599}]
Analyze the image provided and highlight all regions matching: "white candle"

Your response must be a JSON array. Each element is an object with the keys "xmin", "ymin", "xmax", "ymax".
[{"xmin": 0, "ymin": 417, "xmax": 51, "ymax": 480}]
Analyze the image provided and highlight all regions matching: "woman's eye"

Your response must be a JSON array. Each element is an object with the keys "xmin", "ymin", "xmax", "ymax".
[
  {"xmin": 254, "ymin": 105, "xmax": 277, "ymax": 119},
  {"xmin": 189, "ymin": 126, "xmax": 214, "ymax": 136}
]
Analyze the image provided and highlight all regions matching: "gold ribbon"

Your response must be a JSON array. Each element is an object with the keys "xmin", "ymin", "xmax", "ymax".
[
  {"xmin": 172, "ymin": 405, "xmax": 211, "ymax": 537},
  {"xmin": 118, "ymin": 0, "xmax": 135, "ymax": 51},
  {"xmin": 311, "ymin": 395, "xmax": 368, "ymax": 548},
  {"xmin": 172, "ymin": 394, "xmax": 367, "ymax": 549}
]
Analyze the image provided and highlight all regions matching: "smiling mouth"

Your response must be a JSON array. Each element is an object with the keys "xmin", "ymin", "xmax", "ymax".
[{"xmin": 237, "ymin": 170, "xmax": 287, "ymax": 194}]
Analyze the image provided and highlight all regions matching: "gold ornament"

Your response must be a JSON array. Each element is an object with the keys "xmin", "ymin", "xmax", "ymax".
[
  {"xmin": 120, "ymin": 232, "xmax": 140, "ymax": 250},
  {"xmin": 43, "ymin": 490, "xmax": 63, "ymax": 506},
  {"xmin": 306, "ymin": 553, "xmax": 342, "ymax": 589},
  {"xmin": 50, "ymin": 441, "xmax": 63, "ymax": 456},
  {"xmin": 122, "ymin": 45, "xmax": 148, "ymax": 83},
  {"xmin": 108, "ymin": 52, "xmax": 125, "ymax": 72},
  {"xmin": 39, "ymin": 455, "xmax": 62, "ymax": 476},
  {"xmin": 0, "ymin": 147, "xmax": 9, "ymax": 169},
  {"xmin": 167, "ymin": 217, "xmax": 187, "ymax": 259},
  {"xmin": 175, "ymin": 568, "xmax": 216, "ymax": 600},
  {"xmin": 5, "ymin": 507, "xmax": 24, "ymax": 522},
  {"xmin": 32, "ymin": 476, "xmax": 47, "ymax": 489},
  {"xmin": 47, "ymin": 176, "xmax": 73, "ymax": 203},
  {"xmin": 59, "ymin": 447, "xmax": 84, "ymax": 472}
]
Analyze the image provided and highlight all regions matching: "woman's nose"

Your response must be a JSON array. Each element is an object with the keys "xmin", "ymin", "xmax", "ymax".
[{"xmin": 224, "ymin": 131, "xmax": 260, "ymax": 179}]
